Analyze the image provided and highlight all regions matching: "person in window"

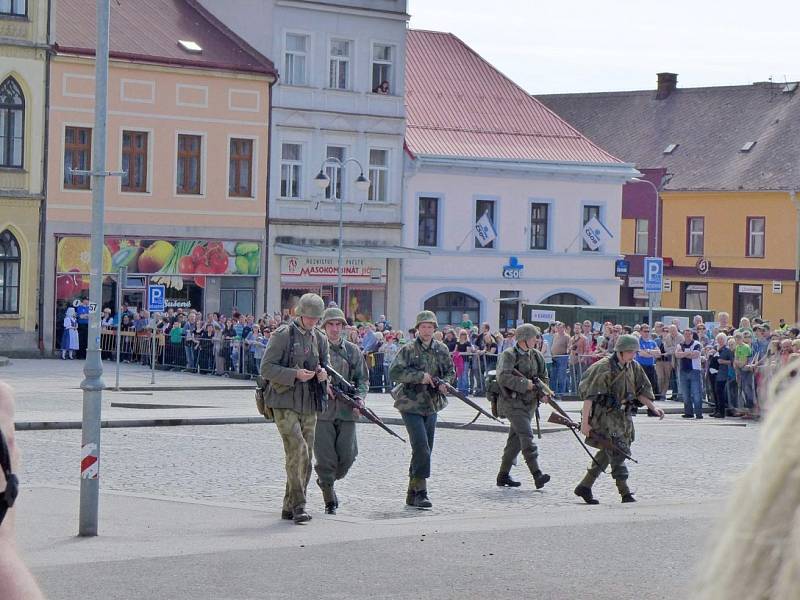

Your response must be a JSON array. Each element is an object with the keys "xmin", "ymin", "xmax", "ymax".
[
  {"xmin": 61, "ymin": 307, "xmax": 79, "ymax": 360},
  {"xmin": 373, "ymin": 80, "xmax": 389, "ymax": 94}
]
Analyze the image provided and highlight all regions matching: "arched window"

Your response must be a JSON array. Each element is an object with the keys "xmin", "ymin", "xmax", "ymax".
[
  {"xmin": 0, "ymin": 77, "xmax": 24, "ymax": 168},
  {"xmin": 0, "ymin": 230, "xmax": 21, "ymax": 314},
  {"xmin": 424, "ymin": 292, "xmax": 480, "ymax": 328},
  {"xmin": 541, "ymin": 292, "xmax": 590, "ymax": 306}
]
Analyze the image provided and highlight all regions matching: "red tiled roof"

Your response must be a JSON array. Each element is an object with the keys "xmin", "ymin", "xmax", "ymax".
[
  {"xmin": 55, "ymin": 0, "xmax": 276, "ymax": 76},
  {"xmin": 405, "ymin": 30, "xmax": 621, "ymax": 164}
]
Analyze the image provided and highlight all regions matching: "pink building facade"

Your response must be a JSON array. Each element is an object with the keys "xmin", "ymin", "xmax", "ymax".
[{"xmin": 43, "ymin": 0, "xmax": 275, "ymax": 350}]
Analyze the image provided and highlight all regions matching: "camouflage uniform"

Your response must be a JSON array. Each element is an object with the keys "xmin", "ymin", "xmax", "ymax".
[
  {"xmin": 577, "ymin": 352, "xmax": 654, "ymax": 498},
  {"xmin": 389, "ymin": 312, "xmax": 455, "ymax": 504},
  {"xmin": 260, "ymin": 311, "xmax": 329, "ymax": 518},
  {"xmin": 314, "ymin": 324, "xmax": 368, "ymax": 511},
  {"xmin": 496, "ymin": 340, "xmax": 550, "ymax": 486}
]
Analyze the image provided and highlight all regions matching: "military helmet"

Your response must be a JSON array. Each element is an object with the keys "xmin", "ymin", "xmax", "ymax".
[
  {"xmin": 294, "ymin": 293, "xmax": 325, "ymax": 319},
  {"xmin": 615, "ymin": 334, "xmax": 640, "ymax": 353},
  {"xmin": 415, "ymin": 310, "xmax": 438, "ymax": 328},
  {"xmin": 515, "ymin": 323, "xmax": 541, "ymax": 342},
  {"xmin": 321, "ymin": 307, "xmax": 346, "ymax": 326}
]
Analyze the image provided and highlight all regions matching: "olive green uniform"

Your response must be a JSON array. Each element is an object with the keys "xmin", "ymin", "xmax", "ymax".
[
  {"xmin": 578, "ymin": 354, "xmax": 655, "ymax": 496},
  {"xmin": 496, "ymin": 344, "xmax": 549, "ymax": 478},
  {"xmin": 314, "ymin": 338, "xmax": 368, "ymax": 495},
  {"xmin": 260, "ymin": 318, "xmax": 329, "ymax": 514}
]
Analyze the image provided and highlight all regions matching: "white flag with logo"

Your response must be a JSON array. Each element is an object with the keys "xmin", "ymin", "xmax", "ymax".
[
  {"xmin": 474, "ymin": 212, "xmax": 497, "ymax": 247},
  {"xmin": 582, "ymin": 216, "xmax": 613, "ymax": 250}
]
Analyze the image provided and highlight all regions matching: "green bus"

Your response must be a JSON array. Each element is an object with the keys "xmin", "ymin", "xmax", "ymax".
[{"xmin": 521, "ymin": 304, "xmax": 714, "ymax": 330}]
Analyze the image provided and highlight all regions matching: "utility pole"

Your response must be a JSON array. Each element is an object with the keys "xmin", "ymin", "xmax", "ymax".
[{"xmin": 75, "ymin": 0, "xmax": 124, "ymax": 536}]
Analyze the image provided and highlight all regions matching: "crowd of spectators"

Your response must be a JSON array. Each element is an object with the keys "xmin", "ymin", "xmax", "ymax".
[{"xmin": 64, "ymin": 300, "xmax": 799, "ymax": 416}]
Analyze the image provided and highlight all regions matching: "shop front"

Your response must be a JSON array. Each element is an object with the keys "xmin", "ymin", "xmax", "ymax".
[
  {"xmin": 52, "ymin": 235, "xmax": 261, "ymax": 349},
  {"xmin": 279, "ymin": 255, "xmax": 386, "ymax": 322}
]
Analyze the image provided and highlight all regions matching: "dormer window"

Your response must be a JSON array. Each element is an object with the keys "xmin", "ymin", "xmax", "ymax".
[
  {"xmin": 740, "ymin": 141, "xmax": 757, "ymax": 153},
  {"xmin": 178, "ymin": 40, "xmax": 202, "ymax": 54},
  {"xmin": 663, "ymin": 143, "xmax": 678, "ymax": 155}
]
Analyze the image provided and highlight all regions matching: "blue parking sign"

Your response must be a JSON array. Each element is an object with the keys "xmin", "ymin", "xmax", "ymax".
[
  {"xmin": 147, "ymin": 284, "xmax": 166, "ymax": 312},
  {"xmin": 643, "ymin": 257, "xmax": 664, "ymax": 293}
]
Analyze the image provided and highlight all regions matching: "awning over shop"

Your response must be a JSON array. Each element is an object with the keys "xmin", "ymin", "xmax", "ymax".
[{"xmin": 273, "ymin": 243, "xmax": 430, "ymax": 259}]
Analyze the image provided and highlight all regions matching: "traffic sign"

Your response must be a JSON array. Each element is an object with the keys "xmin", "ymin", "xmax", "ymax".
[
  {"xmin": 147, "ymin": 284, "xmax": 166, "ymax": 312},
  {"xmin": 643, "ymin": 257, "xmax": 664, "ymax": 293}
]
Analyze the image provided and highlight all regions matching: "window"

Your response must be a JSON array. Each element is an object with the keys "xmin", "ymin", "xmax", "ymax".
[
  {"xmin": 424, "ymin": 291, "xmax": 480, "ymax": 328},
  {"xmin": 329, "ymin": 39, "xmax": 351, "ymax": 90},
  {"xmin": 0, "ymin": 230, "xmax": 20, "ymax": 314},
  {"xmin": 540, "ymin": 292, "xmax": 590, "ymax": 306},
  {"xmin": 121, "ymin": 131, "xmax": 148, "ymax": 192},
  {"xmin": 0, "ymin": 0, "xmax": 26, "ymax": 16},
  {"xmin": 280, "ymin": 143, "xmax": 302, "ymax": 199},
  {"xmin": 229, "ymin": 138, "xmax": 253, "ymax": 197},
  {"xmin": 63, "ymin": 126, "xmax": 91, "ymax": 189},
  {"xmin": 418, "ymin": 196, "xmax": 439, "ymax": 247},
  {"xmin": 176, "ymin": 134, "xmax": 201, "ymax": 194},
  {"xmin": 530, "ymin": 203, "xmax": 549, "ymax": 250},
  {"xmin": 681, "ymin": 283, "xmax": 708, "ymax": 310},
  {"xmin": 475, "ymin": 199, "xmax": 496, "ymax": 249},
  {"xmin": 324, "ymin": 145, "xmax": 344, "ymax": 200},
  {"xmin": 371, "ymin": 43, "xmax": 393, "ymax": 93},
  {"xmin": 368, "ymin": 149, "xmax": 388, "ymax": 202},
  {"xmin": 0, "ymin": 77, "xmax": 23, "ymax": 168},
  {"xmin": 635, "ymin": 218, "xmax": 649, "ymax": 255},
  {"xmin": 747, "ymin": 217, "xmax": 765, "ymax": 257},
  {"xmin": 687, "ymin": 217, "xmax": 704, "ymax": 256},
  {"xmin": 284, "ymin": 33, "xmax": 308, "ymax": 86},
  {"xmin": 582, "ymin": 205, "xmax": 600, "ymax": 251}
]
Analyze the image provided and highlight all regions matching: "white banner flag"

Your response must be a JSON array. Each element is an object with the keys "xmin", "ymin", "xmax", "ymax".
[
  {"xmin": 474, "ymin": 212, "xmax": 497, "ymax": 247},
  {"xmin": 581, "ymin": 216, "xmax": 613, "ymax": 250}
]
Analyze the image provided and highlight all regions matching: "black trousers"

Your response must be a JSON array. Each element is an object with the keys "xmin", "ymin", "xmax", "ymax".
[
  {"xmin": 714, "ymin": 378, "xmax": 728, "ymax": 417},
  {"xmin": 77, "ymin": 323, "xmax": 88, "ymax": 359}
]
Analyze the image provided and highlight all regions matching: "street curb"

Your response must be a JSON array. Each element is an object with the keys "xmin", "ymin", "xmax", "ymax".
[
  {"xmin": 0, "ymin": 356, "xmax": 9, "ymax": 367},
  {"xmin": 13, "ymin": 416, "xmax": 564, "ymax": 434},
  {"xmin": 110, "ymin": 385, "xmax": 255, "ymax": 392}
]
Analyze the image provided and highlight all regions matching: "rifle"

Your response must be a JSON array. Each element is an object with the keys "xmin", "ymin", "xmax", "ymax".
[
  {"xmin": 431, "ymin": 377, "xmax": 505, "ymax": 425},
  {"xmin": 321, "ymin": 364, "xmax": 407, "ymax": 443}
]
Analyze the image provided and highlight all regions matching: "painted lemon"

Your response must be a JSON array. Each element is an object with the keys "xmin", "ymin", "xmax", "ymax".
[{"xmin": 57, "ymin": 237, "xmax": 113, "ymax": 275}]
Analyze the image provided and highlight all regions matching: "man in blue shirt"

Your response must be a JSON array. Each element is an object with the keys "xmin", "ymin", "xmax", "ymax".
[{"xmin": 636, "ymin": 325, "xmax": 661, "ymax": 416}]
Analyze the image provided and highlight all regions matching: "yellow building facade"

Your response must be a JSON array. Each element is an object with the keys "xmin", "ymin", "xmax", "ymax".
[
  {"xmin": 0, "ymin": 0, "xmax": 49, "ymax": 354},
  {"xmin": 659, "ymin": 191, "xmax": 798, "ymax": 324}
]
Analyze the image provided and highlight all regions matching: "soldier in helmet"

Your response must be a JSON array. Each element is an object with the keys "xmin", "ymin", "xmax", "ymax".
[
  {"xmin": 314, "ymin": 307, "xmax": 368, "ymax": 515},
  {"xmin": 388, "ymin": 310, "xmax": 455, "ymax": 508},
  {"xmin": 495, "ymin": 323, "xmax": 552, "ymax": 490},
  {"xmin": 574, "ymin": 334, "xmax": 665, "ymax": 505},
  {"xmin": 260, "ymin": 293, "xmax": 329, "ymax": 524}
]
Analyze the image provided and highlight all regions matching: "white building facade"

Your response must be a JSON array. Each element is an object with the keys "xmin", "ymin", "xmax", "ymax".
[
  {"xmin": 401, "ymin": 31, "xmax": 637, "ymax": 331},
  {"xmin": 200, "ymin": 0, "xmax": 418, "ymax": 322}
]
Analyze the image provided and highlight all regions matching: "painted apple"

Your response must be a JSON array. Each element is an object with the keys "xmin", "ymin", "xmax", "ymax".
[
  {"xmin": 137, "ymin": 240, "xmax": 174, "ymax": 273},
  {"xmin": 178, "ymin": 255, "xmax": 195, "ymax": 274},
  {"xmin": 56, "ymin": 274, "xmax": 80, "ymax": 299}
]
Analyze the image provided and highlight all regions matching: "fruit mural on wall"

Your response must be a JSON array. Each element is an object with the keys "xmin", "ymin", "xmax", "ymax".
[{"xmin": 55, "ymin": 236, "xmax": 261, "ymax": 296}]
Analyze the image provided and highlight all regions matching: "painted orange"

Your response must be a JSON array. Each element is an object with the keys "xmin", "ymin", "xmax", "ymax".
[
  {"xmin": 658, "ymin": 191, "xmax": 798, "ymax": 323},
  {"xmin": 47, "ymin": 57, "xmax": 272, "ymax": 229}
]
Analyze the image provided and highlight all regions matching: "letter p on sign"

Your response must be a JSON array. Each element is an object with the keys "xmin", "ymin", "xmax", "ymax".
[{"xmin": 643, "ymin": 257, "xmax": 664, "ymax": 293}]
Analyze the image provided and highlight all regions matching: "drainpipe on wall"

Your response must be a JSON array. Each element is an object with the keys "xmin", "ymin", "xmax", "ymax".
[
  {"xmin": 792, "ymin": 191, "xmax": 800, "ymax": 323},
  {"xmin": 263, "ymin": 76, "xmax": 275, "ymax": 314},
  {"xmin": 37, "ymin": 0, "xmax": 54, "ymax": 354}
]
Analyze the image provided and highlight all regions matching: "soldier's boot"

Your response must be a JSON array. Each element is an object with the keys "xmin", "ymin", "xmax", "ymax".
[
  {"xmin": 281, "ymin": 509, "xmax": 293, "ymax": 520},
  {"xmin": 616, "ymin": 479, "xmax": 636, "ymax": 503},
  {"xmin": 532, "ymin": 471, "xmax": 550, "ymax": 490},
  {"xmin": 573, "ymin": 485, "xmax": 599, "ymax": 505},
  {"xmin": 574, "ymin": 472, "xmax": 600, "ymax": 504},
  {"xmin": 405, "ymin": 479, "xmax": 416, "ymax": 507},
  {"xmin": 318, "ymin": 480, "xmax": 337, "ymax": 515},
  {"xmin": 292, "ymin": 506, "xmax": 312, "ymax": 524},
  {"xmin": 411, "ymin": 478, "xmax": 433, "ymax": 509},
  {"xmin": 496, "ymin": 471, "xmax": 522, "ymax": 487}
]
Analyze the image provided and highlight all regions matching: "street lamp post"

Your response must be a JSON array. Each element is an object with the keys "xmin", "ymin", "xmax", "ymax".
[
  {"xmin": 631, "ymin": 177, "xmax": 661, "ymax": 326},
  {"xmin": 314, "ymin": 158, "xmax": 371, "ymax": 308}
]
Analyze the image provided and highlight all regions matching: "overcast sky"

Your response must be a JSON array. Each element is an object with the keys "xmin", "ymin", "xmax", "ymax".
[{"xmin": 409, "ymin": 0, "xmax": 800, "ymax": 94}]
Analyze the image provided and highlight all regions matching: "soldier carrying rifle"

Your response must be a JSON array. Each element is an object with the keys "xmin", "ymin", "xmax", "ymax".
[
  {"xmin": 494, "ymin": 324, "xmax": 552, "ymax": 490},
  {"xmin": 574, "ymin": 334, "xmax": 664, "ymax": 505}
]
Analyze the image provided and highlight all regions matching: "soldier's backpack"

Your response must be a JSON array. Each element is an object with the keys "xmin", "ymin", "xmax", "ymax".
[
  {"xmin": 485, "ymin": 349, "xmax": 547, "ymax": 406},
  {"xmin": 255, "ymin": 325, "xmax": 296, "ymax": 420}
]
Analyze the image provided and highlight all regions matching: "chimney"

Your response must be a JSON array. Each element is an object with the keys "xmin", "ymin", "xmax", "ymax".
[{"xmin": 656, "ymin": 72, "xmax": 678, "ymax": 100}]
